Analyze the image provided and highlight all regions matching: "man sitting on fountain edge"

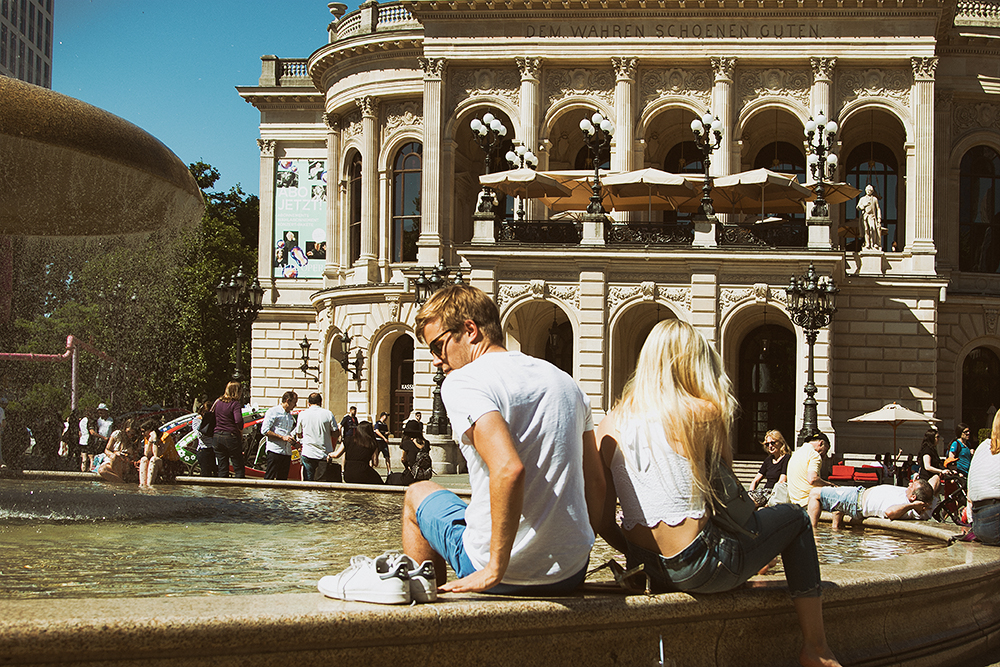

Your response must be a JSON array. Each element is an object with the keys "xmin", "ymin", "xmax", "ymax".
[
  {"xmin": 403, "ymin": 283, "xmax": 603, "ymax": 595},
  {"xmin": 807, "ymin": 476, "xmax": 939, "ymax": 530}
]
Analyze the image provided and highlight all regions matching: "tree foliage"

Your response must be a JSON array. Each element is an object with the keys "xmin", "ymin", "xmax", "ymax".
[{"xmin": 0, "ymin": 163, "xmax": 258, "ymax": 425}]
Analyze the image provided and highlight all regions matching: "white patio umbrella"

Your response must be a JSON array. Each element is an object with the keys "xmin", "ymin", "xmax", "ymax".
[
  {"xmin": 478, "ymin": 168, "xmax": 573, "ymax": 199},
  {"xmin": 805, "ymin": 181, "xmax": 862, "ymax": 206},
  {"xmin": 847, "ymin": 402, "xmax": 941, "ymax": 451},
  {"xmin": 601, "ymin": 168, "xmax": 695, "ymax": 220},
  {"xmin": 675, "ymin": 168, "xmax": 812, "ymax": 216}
]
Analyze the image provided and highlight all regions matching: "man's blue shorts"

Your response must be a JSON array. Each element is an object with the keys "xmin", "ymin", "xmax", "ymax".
[
  {"xmin": 415, "ymin": 488, "xmax": 588, "ymax": 596},
  {"xmin": 819, "ymin": 486, "xmax": 864, "ymax": 520}
]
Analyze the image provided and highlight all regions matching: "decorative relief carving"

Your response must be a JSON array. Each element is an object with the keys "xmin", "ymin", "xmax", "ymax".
[
  {"xmin": 516, "ymin": 56, "xmax": 542, "ymax": 80},
  {"xmin": 545, "ymin": 68, "xmax": 615, "ymax": 107},
  {"xmin": 385, "ymin": 295, "xmax": 401, "ymax": 322},
  {"xmin": 936, "ymin": 90, "xmax": 954, "ymax": 108},
  {"xmin": 810, "ymin": 57, "xmax": 837, "ymax": 81},
  {"xmin": 448, "ymin": 68, "xmax": 520, "ymax": 114},
  {"xmin": 418, "ymin": 57, "xmax": 446, "ymax": 79},
  {"xmin": 719, "ymin": 285, "xmax": 787, "ymax": 318},
  {"xmin": 911, "ymin": 57, "xmax": 938, "ymax": 81},
  {"xmin": 494, "ymin": 281, "xmax": 578, "ymax": 309},
  {"xmin": 711, "ymin": 57, "xmax": 736, "ymax": 80},
  {"xmin": 640, "ymin": 68, "xmax": 712, "ymax": 108},
  {"xmin": 753, "ymin": 283, "xmax": 770, "ymax": 302},
  {"xmin": 257, "ymin": 139, "xmax": 276, "ymax": 157},
  {"xmin": 720, "ymin": 288, "xmax": 753, "ymax": 314},
  {"xmin": 612, "ymin": 57, "xmax": 638, "ymax": 80},
  {"xmin": 530, "ymin": 279, "xmax": 547, "ymax": 298},
  {"xmin": 343, "ymin": 111, "xmax": 362, "ymax": 140},
  {"xmin": 496, "ymin": 283, "xmax": 531, "ymax": 309},
  {"xmin": 382, "ymin": 101, "xmax": 423, "ymax": 142},
  {"xmin": 986, "ymin": 306, "xmax": 999, "ymax": 335},
  {"xmin": 839, "ymin": 69, "xmax": 911, "ymax": 108},
  {"xmin": 954, "ymin": 101, "xmax": 1000, "ymax": 134},
  {"xmin": 549, "ymin": 285, "xmax": 580, "ymax": 309},
  {"xmin": 738, "ymin": 69, "xmax": 810, "ymax": 108},
  {"xmin": 608, "ymin": 285, "xmax": 640, "ymax": 312},
  {"xmin": 607, "ymin": 284, "xmax": 691, "ymax": 314},
  {"xmin": 322, "ymin": 113, "xmax": 340, "ymax": 132},
  {"xmin": 356, "ymin": 95, "xmax": 379, "ymax": 117}
]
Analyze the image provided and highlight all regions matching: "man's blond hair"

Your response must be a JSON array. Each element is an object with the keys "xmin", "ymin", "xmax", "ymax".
[{"xmin": 414, "ymin": 283, "xmax": 503, "ymax": 346}]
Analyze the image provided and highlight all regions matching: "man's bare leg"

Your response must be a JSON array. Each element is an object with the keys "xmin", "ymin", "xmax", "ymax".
[
  {"xmin": 807, "ymin": 488, "xmax": 823, "ymax": 531},
  {"xmin": 830, "ymin": 511, "xmax": 844, "ymax": 530},
  {"xmin": 402, "ymin": 480, "xmax": 449, "ymax": 585}
]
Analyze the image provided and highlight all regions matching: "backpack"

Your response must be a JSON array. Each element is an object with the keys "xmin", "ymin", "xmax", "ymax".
[
  {"xmin": 411, "ymin": 447, "xmax": 433, "ymax": 481},
  {"xmin": 198, "ymin": 411, "xmax": 216, "ymax": 437}
]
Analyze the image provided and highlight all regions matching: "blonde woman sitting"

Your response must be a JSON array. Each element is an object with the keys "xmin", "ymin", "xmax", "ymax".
[{"xmin": 590, "ymin": 320, "xmax": 840, "ymax": 667}]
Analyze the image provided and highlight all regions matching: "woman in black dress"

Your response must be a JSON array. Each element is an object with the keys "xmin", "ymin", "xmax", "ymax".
[{"xmin": 342, "ymin": 420, "xmax": 384, "ymax": 485}]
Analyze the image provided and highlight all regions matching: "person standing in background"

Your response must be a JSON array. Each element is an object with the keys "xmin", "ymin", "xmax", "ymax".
[
  {"xmin": 296, "ymin": 393, "xmax": 339, "ymax": 482},
  {"xmin": 191, "ymin": 400, "xmax": 217, "ymax": 477},
  {"xmin": 212, "ymin": 381, "xmax": 246, "ymax": 478},
  {"xmin": 262, "ymin": 391, "xmax": 299, "ymax": 480},
  {"xmin": 373, "ymin": 411, "xmax": 392, "ymax": 476},
  {"xmin": 78, "ymin": 409, "xmax": 92, "ymax": 472},
  {"xmin": 340, "ymin": 406, "xmax": 359, "ymax": 447}
]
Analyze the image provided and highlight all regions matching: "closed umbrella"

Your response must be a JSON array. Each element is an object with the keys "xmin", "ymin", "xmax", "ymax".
[{"xmin": 847, "ymin": 402, "xmax": 940, "ymax": 451}]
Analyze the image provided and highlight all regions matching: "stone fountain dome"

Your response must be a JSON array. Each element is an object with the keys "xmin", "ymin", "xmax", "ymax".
[{"xmin": 0, "ymin": 76, "xmax": 204, "ymax": 237}]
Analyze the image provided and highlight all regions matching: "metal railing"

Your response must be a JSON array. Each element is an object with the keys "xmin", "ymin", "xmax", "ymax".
[{"xmin": 497, "ymin": 219, "xmax": 582, "ymax": 244}]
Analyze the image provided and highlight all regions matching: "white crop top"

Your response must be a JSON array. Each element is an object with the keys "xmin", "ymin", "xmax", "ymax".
[{"xmin": 610, "ymin": 417, "xmax": 707, "ymax": 530}]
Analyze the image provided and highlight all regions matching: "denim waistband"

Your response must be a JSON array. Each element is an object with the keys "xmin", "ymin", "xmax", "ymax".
[{"xmin": 658, "ymin": 525, "xmax": 715, "ymax": 569}]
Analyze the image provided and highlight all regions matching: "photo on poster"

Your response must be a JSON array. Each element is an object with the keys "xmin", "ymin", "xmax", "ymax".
[
  {"xmin": 306, "ymin": 241, "xmax": 327, "ymax": 260},
  {"xmin": 311, "ymin": 185, "xmax": 326, "ymax": 201}
]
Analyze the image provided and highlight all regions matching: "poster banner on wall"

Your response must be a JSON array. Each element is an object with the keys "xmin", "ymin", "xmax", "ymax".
[{"xmin": 273, "ymin": 159, "xmax": 327, "ymax": 279}]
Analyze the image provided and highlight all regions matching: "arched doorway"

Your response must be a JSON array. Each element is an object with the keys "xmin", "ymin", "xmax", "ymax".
[
  {"xmin": 963, "ymin": 346, "xmax": 1000, "ymax": 434},
  {"xmin": 390, "ymin": 336, "xmax": 414, "ymax": 434},
  {"xmin": 609, "ymin": 304, "xmax": 677, "ymax": 406},
  {"xmin": 736, "ymin": 324, "xmax": 796, "ymax": 457}
]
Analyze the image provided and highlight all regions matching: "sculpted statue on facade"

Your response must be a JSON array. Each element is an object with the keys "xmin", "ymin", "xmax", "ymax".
[{"xmin": 857, "ymin": 184, "xmax": 885, "ymax": 250}]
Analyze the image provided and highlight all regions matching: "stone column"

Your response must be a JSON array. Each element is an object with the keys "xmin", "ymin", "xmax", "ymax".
[
  {"xmin": 257, "ymin": 138, "xmax": 276, "ymax": 286},
  {"xmin": 516, "ymin": 56, "xmax": 542, "ymax": 221},
  {"xmin": 807, "ymin": 57, "xmax": 837, "ymax": 249},
  {"xmin": 355, "ymin": 95, "xmax": 380, "ymax": 284},
  {"xmin": 612, "ymin": 57, "xmax": 637, "ymax": 225},
  {"xmin": 322, "ymin": 113, "xmax": 341, "ymax": 283},
  {"xmin": 418, "ymin": 57, "xmax": 446, "ymax": 265},
  {"xmin": 935, "ymin": 91, "xmax": 955, "ymax": 268},
  {"xmin": 696, "ymin": 57, "xmax": 735, "ymax": 248},
  {"xmin": 909, "ymin": 57, "xmax": 938, "ymax": 273}
]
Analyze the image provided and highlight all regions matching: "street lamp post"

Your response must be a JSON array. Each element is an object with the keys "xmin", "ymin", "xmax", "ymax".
[
  {"xmin": 505, "ymin": 145, "xmax": 538, "ymax": 221},
  {"xmin": 804, "ymin": 110, "xmax": 839, "ymax": 219},
  {"xmin": 413, "ymin": 260, "xmax": 465, "ymax": 437},
  {"xmin": 579, "ymin": 112, "xmax": 615, "ymax": 215},
  {"xmin": 215, "ymin": 268, "xmax": 265, "ymax": 383},
  {"xmin": 785, "ymin": 264, "xmax": 839, "ymax": 445},
  {"xmin": 690, "ymin": 111, "xmax": 723, "ymax": 224},
  {"xmin": 470, "ymin": 112, "xmax": 508, "ymax": 215}
]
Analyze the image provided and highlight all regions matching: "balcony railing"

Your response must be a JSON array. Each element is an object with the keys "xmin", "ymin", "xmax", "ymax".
[
  {"xmin": 606, "ymin": 221, "xmax": 694, "ymax": 246},
  {"xmin": 335, "ymin": 2, "xmax": 417, "ymax": 41},
  {"xmin": 497, "ymin": 219, "xmax": 582, "ymax": 244}
]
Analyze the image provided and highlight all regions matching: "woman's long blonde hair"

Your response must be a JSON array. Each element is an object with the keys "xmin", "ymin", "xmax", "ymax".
[
  {"xmin": 991, "ymin": 409, "xmax": 1000, "ymax": 456},
  {"xmin": 615, "ymin": 319, "xmax": 737, "ymax": 503}
]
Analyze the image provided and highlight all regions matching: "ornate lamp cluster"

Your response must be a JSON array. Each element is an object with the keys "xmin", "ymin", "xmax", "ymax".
[
  {"xmin": 506, "ymin": 145, "xmax": 539, "ymax": 221},
  {"xmin": 414, "ymin": 260, "xmax": 466, "ymax": 437},
  {"xmin": 690, "ymin": 111, "xmax": 724, "ymax": 221},
  {"xmin": 804, "ymin": 110, "xmax": 839, "ymax": 218},
  {"xmin": 785, "ymin": 264, "xmax": 839, "ymax": 445},
  {"xmin": 471, "ymin": 112, "xmax": 508, "ymax": 214},
  {"xmin": 214, "ymin": 268, "xmax": 265, "ymax": 382},
  {"xmin": 579, "ymin": 111, "xmax": 615, "ymax": 214}
]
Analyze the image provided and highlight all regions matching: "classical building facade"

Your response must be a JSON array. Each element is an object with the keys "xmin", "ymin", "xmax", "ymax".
[{"xmin": 238, "ymin": 0, "xmax": 1000, "ymax": 467}]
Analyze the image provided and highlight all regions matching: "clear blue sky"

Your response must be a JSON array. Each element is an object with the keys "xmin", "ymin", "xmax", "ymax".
[{"xmin": 53, "ymin": 0, "xmax": 360, "ymax": 196}]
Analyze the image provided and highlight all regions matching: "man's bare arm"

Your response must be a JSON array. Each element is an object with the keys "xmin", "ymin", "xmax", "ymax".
[{"xmin": 438, "ymin": 410, "xmax": 524, "ymax": 593}]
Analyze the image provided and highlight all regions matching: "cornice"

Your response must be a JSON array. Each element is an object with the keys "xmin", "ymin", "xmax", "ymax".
[
  {"xmin": 403, "ymin": 0, "xmax": 945, "ymax": 14},
  {"xmin": 237, "ymin": 88, "xmax": 325, "ymax": 111},
  {"xmin": 309, "ymin": 34, "xmax": 424, "ymax": 89}
]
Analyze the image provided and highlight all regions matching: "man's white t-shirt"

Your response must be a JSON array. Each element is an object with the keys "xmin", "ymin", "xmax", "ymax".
[
  {"xmin": 862, "ymin": 485, "xmax": 922, "ymax": 519},
  {"xmin": 296, "ymin": 405, "xmax": 339, "ymax": 460},
  {"xmin": 442, "ymin": 350, "xmax": 595, "ymax": 586}
]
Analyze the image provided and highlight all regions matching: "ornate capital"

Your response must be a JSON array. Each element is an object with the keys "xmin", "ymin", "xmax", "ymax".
[
  {"xmin": 936, "ymin": 90, "xmax": 954, "ymax": 108},
  {"xmin": 355, "ymin": 95, "xmax": 379, "ymax": 118},
  {"xmin": 912, "ymin": 57, "xmax": 938, "ymax": 81},
  {"xmin": 257, "ymin": 139, "xmax": 276, "ymax": 157},
  {"xmin": 810, "ymin": 57, "xmax": 837, "ymax": 81},
  {"xmin": 322, "ymin": 112, "xmax": 340, "ymax": 131},
  {"xmin": 418, "ymin": 57, "xmax": 446, "ymax": 80},
  {"xmin": 711, "ymin": 57, "xmax": 736, "ymax": 81},
  {"xmin": 612, "ymin": 57, "xmax": 638, "ymax": 81},
  {"xmin": 516, "ymin": 56, "xmax": 542, "ymax": 80}
]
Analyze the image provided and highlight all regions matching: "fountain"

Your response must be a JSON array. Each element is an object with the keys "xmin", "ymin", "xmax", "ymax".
[{"xmin": 1, "ymin": 77, "xmax": 999, "ymax": 667}]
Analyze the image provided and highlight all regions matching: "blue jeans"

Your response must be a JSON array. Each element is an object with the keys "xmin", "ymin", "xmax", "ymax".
[
  {"xmin": 416, "ymin": 489, "xmax": 588, "ymax": 596},
  {"xmin": 973, "ymin": 501, "xmax": 1000, "ymax": 546},
  {"xmin": 196, "ymin": 447, "xmax": 217, "ymax": 477},
  {"xmin": 301, "ymin": 455, "xmax": 320, "ymax": 481},
  {"xmin": 626, "ymin": 503, "xmax": 822, "ymax": 598},
  {"xmin": 213, "ymin": 431, "xmax": 245, "ymax": 478},
  {"xmin": 819, "ymin": 486, "xmax": 864, "ymax": 520}
]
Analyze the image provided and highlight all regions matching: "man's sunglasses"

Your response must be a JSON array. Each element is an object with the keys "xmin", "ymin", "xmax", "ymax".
[{"xmin": 428, "ymin": 329, "xmax": 456, "ymax": 358}]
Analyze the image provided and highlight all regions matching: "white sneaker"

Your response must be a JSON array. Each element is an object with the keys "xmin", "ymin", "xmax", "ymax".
[
  {"xmin": 317, "ymin": 554, "xmax": 411, "ymax": 605},
  {"xmin": 385, "ymin": 551, "xmax": 438, "ymax": 602}
]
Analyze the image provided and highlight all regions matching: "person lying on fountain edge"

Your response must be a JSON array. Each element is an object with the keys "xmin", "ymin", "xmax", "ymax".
[
  {"xmin": 401, "ymin": 283, "xmax": 603, "ymax": 595},
  {"xmin": 807, "ymin": 476, "xmax": 939, "ymax": 530}
]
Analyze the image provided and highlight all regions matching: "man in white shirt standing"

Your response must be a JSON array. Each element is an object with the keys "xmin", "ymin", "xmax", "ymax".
[
  {"xmin": 295, "ymin": 392, "xmax": 340, "ymax": 482},
  {"xmin": 261, "ymin": 391, "xmax": 298, "ymax": 480},
  {"xmin": 402, "ymin": 283, "xmax": 603, "ymax": 596}
]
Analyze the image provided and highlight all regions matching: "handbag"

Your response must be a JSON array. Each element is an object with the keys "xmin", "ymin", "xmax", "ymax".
[{"xmin": 708, "ymin": 461, "xmax": 759, "ymax": 537}]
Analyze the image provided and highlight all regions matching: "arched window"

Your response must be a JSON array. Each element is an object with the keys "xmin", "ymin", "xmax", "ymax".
[
  {"xmin": 662, "ymin": 141, "xmax": 704, "ymax": 227},
  {"xmin": 392, "ymin": 143, "xmax": 422, "ymax": 263},
  {"xmin": 348, "ymin": 152, "xmax": 362, "ymax": 265},
  {"xmin": 575, "ymin": 144, "xmax": 610, "ymax": 170},
  {"xmin": 845, "ymin": 142, "xmax": 901, "ymax": 252},
  {"xmin": 959, "ymin": 146, "xmax": 1000, "ymax": 273},
  {"xmin": 736, "ymin": 325, "xmax": 797, "ymax": 457},
  {"xmin": 963, "ymin": 347, "xmax": 1000, "ymax": 433}
]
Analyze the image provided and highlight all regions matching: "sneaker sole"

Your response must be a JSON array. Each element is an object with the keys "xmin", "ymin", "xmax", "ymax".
[{"xmin": 318, "ymin": 576, "xmax": 411, "ymax": 605}]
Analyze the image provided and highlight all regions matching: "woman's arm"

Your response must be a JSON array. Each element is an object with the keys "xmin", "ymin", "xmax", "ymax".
[
  {"xmin": 749, "ymin": 473, "xmax": 764, "ymax": 491},
  {"xmin": 594, "ymin": 413, "xmax": 628, "ymax": 554}
]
